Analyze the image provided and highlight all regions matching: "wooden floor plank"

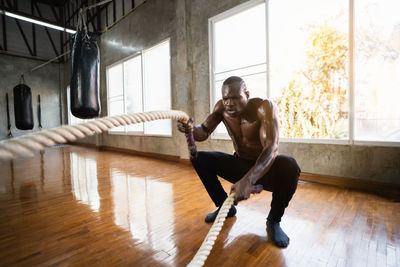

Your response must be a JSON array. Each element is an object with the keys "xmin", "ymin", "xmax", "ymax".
[{"xmin": 0, "ymin": 145, "xmax": 399, "ymax": 266}]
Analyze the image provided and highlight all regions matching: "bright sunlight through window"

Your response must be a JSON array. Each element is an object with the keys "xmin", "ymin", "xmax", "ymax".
[
  {"xmin": 210, "ymin": 0, "xmax": 400, "ymax": 144},
  {"xmin": 106, "ymin": 39, "xmax": 171, "ymax": 136}
]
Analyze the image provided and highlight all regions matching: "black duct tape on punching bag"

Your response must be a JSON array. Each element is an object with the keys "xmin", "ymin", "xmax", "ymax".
[
  {"xmin": 13, "ymin": 84, "xmax": 34, "ymax": 130},
  {"xmin": 70, "ymin": 31, "xmax": 100, "ymax": 119}
]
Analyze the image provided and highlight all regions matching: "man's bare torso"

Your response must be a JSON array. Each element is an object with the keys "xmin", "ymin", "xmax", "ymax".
[{"xmin": 205, "ymin": 98, "xmax": 266, "ymax": 160}]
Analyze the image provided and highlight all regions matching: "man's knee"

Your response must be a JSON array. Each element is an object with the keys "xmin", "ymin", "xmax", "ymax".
[
  {"xmin": 191, "ymin": 151, "xmax": 220, "ymax": 175},
  {"xmin": 275, "ymin": 155, "xmax": 301, "ymax": 183},
  {"xmin": 190, "ymin": 151, "xmax": 207, "ymax": 166}
]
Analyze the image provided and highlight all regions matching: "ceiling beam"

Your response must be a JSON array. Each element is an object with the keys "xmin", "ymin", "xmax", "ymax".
[
  {"xmin": 31, "ymin": 0, "xmax": 36, "ymax": 56},
  {"xmin": 59, "ymin": 4, "xmax": 65, "ymax": 62},
  {"xmin": 1, "ymin": 3, "xmax": 6, "ymax": 50},
  {"xmin": 33, "ymin": 2, "xmax": 59, "ymax": 58},
  {"xmin": 50, "ymin": 5, "xmax": 60, "ymax": 22},
  {"xmin": 112, "ymin": 0, "xmax": 115, "ymax": 22},
  {"xmin": 15, "ymin": 19, "xmax": 34, "ymax": 56}
]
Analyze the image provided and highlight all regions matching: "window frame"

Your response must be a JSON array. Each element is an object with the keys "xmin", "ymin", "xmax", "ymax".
[
  {"xmin": 106, "ymin": 38, "xmax": 172, "ymax": 137},
  {"xmin": 208, "ymin": 0, "xmax": 400, "ymax": 147}
]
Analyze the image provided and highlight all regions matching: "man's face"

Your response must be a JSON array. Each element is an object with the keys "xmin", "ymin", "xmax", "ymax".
[{"xmin": 221, "ymin": 82, "xmax": 249, "ymax": 117}]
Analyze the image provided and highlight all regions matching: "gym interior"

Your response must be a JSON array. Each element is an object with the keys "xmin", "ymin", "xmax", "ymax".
[{"xmin": 0, "ymin": 0, "xmax": 399, "ymax": 266}]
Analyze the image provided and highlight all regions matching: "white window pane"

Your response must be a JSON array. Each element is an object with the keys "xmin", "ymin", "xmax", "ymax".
[
  {"xmin": 214, "ymin": 3, "xmax": 266, "ymax": 73},
  {"xmin": 213, "ymin": 80, "xmax": 227, "ymax": 135},
  {"xmin": 215, "ymin": 64, "xmax": 266, "ymax": 82},
  {"xmin": 354, "ymin": 0, "xmax": 400, "ymax": 141},
  {"xmin": 214, "ymin": 65, "xmax": 267, "ymax": 105},
  {"xmin": 107, "ymin": 64, "xmax": 123, "ymax": 98},
  {"xmin": 214, "ymin": 123, "xmax": 228, "ymax": 135},
  {"xmin": 109, "ymin": 95, "xmax": 123, "ymax": 102},
  {"xmin": 213, "ymin": 70, "xmax": 266, "ymax": 135},
  {"xmin": 214, "ymin": 80, "xmax": 223, "ymax": 107},
  {"xmin": 124, "ymin": 55, "xmax": 144, "ymax": 132},
  {"xmin": 270, "ymin": 0, "xmax": 349, "ymax": 139},
  {"xmin": 109, "ymin": 100, "xmax": 125, "ymax": 132},
  {"xmin": 241, "ymin": 73, "xmax": 266, "ymax": 99},
  {"xmin": 145, "ymin": 119, "xmax": 171, "ymax": 136},
  {"xmin": 143, "ymin": 40, "xmax": 171, "ymax": 135},
  {"xmin": 109, "ymin": 100, "xmax": 124, "ymax": 116}
]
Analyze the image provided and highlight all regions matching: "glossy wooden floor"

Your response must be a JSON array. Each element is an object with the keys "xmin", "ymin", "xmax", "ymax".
[{"xmin": 0, "ymin": 145, "xmax": 399, "ymax": 267}]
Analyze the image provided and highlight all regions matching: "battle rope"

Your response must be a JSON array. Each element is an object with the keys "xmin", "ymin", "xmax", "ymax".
[
  {"xmin": 183, "ymin": 120, "xmax": 235, "ymax": 266},
  {"xmin": 0, "ymin": 109, "xmax": 256, "ymax": 267},
  {"xmin": 0, "ymin": 110, "xmax": 188, "ymax": 160},
  {"xmin": 184, "ymin": 121, "xmax": 263, "ymax": 267},
  {"xmin": 187, "ymin": 193, "xmax": 236, "ymax": 267}
]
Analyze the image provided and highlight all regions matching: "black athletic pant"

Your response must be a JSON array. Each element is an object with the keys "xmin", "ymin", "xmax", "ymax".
[{"xmin": 191, "ymin": 151, "xmax": 301, "ymax": 223}]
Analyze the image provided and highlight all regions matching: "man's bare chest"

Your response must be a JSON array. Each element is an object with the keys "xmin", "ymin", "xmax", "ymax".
[{"xmin": 224, "ymin": 116, "xmax": 261, "ymax": 141}]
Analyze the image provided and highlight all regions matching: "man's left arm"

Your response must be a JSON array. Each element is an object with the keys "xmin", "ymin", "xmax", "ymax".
[{"xmin": 231, "ymin": 100, "xmax": 280, "ymax": 204}]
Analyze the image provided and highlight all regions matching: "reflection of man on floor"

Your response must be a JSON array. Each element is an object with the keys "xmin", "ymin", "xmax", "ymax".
[{"xmin": 178, "ymin": 76, "xmax": 301, "ymax": 247}]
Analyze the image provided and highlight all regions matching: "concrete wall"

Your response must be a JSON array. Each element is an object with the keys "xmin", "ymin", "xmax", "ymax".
[
  {"xmin": 98, "ymin": 0, "xmax": 192, "ymax": 157},
  {"xmin": 90, "ymin": 0, "xmax": 399, "ymax": 185},
  {"xmin": 0, "ymin": 54, "xmax": 63, "ymax": 140}
]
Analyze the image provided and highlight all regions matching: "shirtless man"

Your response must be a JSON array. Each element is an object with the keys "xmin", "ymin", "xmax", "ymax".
[{"xmin": 178, "ymin": 76, "xmax": 300, "ymax": 247}]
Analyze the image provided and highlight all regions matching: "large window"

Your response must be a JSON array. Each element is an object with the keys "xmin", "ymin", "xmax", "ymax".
[
  {"xmin": 106, "ymin": 39, "xmax": 172, "ymax": 136},
  {"xmin": 209, "ymin": 0, "xmax": 400, "ymax": 144},
  {"xmin": 354, "ymin": 0, "xmax": 400, "ymax": 141},
  {"xmin": 211, "ymin": 2, "xmax": 266, "ymax": 137}
]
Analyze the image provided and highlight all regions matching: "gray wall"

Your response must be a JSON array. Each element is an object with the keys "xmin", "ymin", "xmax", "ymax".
[
  {"xmin": 82, "ymin": 0, "xmax": 400, "ymax": 185},
  {"xmin": 98, "ymin": 0, "xmax": 192, "ymax": 156},
  {"xmin": 0, "ymin": 54, "xmax": 63, "ymax": 140}
]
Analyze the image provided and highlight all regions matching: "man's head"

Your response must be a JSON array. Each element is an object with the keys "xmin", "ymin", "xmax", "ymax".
[{"xmin": 221, "ymin": 76, "xmax": 249, "ymax": 117}]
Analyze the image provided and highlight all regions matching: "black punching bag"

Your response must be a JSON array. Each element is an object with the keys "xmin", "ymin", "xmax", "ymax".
[
  {"xmin": 13, "ymin": 83, "xmax": 34, "ymax": 130},
  {"xmin": 70, "ymin": 31, "xmax": 100, "ymax": 119}
]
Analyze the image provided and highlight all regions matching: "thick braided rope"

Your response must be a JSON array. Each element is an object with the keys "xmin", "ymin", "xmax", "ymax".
[
  {"xmin": 0, "ymin": 109, "xmax": 233, "ymax": 266},
  {"xmin": 187, "ymin": 193, "xmax": 235, "ymax": 267},
  {"xmin": 0, "ymin": 110, "xmax": 189, "ymax": 160}
]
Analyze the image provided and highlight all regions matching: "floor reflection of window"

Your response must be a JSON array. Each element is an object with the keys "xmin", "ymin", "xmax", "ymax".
[
  {"xmin": 111, "ymin": 168, "xmax": 175, "ymax": 251},
  {"xmin": 70, "ymin": 153, "xmax": 100, "ymax": 212}
]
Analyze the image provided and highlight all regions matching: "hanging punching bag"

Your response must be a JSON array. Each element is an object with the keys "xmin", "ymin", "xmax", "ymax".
[
  {"xmin": 70, "ymin": 28, "xmax": 101, "ymax": 119},
  {"xmin": 13, "ymin": 82, "xmax": 34, "ymax": 130}
]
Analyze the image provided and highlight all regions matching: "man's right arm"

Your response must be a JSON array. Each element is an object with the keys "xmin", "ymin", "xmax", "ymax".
[{"xmin": 178, "ymin": 100, "xmax": 224, "ymax": 142}]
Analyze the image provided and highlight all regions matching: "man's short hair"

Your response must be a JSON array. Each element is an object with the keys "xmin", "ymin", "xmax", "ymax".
[{"xmin": 223, "ymin": 76, "xmax": 247, "ymax": 91}]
